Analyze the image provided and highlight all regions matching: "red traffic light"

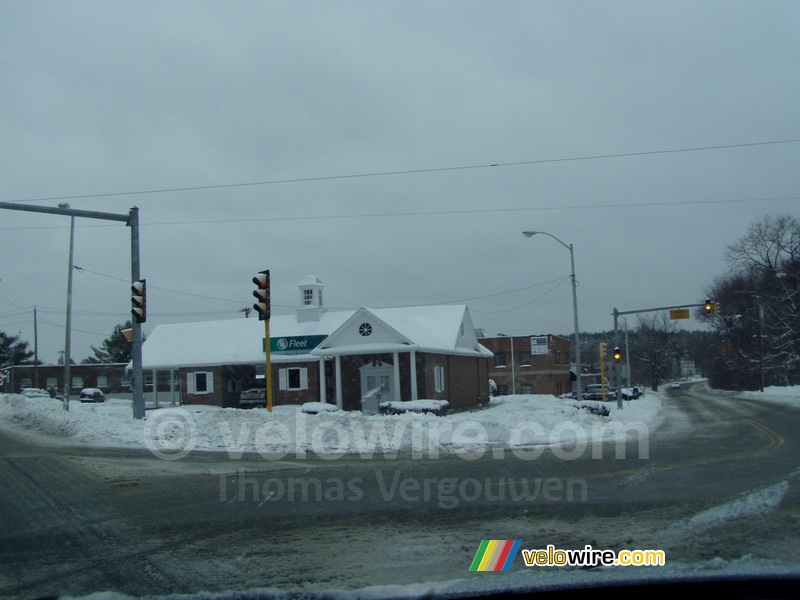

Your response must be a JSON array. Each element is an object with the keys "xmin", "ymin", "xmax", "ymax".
[
  {"xmin": 131, "ymin": 279, "xmax": 146, "ymax": 324},
  {"xmin": 252, "ymin": 270, "xmax": 270, "ymax": 320}
]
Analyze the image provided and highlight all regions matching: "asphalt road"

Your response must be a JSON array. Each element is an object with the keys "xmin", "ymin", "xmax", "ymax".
[{"xmin": 1, "ymin": 383, "xmax": 799, "ymax": 598}]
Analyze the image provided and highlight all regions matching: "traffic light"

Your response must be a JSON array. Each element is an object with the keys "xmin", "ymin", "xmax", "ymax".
[
  {"xmin": 714, "ymin": 302, "xmax": 721, "ymax": 315},
  {"xmin": 252, "ymin": 270, "xmax": 270, "ymax": 320},
  {"xmin": 131, "ymin": 279, "xmax": 146, "ymax": 324},
  {"xmin": 613, "ymin": 346, "xmax": 622, "ymax": 363},
  {"xmin": 599, "ymin": 342, "xmax": 606, "ymax": 358},
  {"xmin": 704, "ymin": 298, "xmax": 713, "ymax": 316}
]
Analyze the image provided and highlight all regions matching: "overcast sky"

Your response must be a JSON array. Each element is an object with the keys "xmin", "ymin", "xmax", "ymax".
[{"xmin": 2, "ymin": 0, "xmax": 799, "ymax": 364}]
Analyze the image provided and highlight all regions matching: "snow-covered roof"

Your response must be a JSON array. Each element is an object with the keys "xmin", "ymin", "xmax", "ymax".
[
  {"xmin": 140, "ymin": 311, "xmax": 351, "ymax": 369},
  {"xmin": 313, "ymin": 305, "xmax": 493, "ymax": 358},
  {"xmin": 139, "ymin": 304, "xmax": 491, "ymax": 370}
]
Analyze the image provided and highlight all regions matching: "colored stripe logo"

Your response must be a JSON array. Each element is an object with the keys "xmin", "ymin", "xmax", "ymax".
[{"xmin": 469, "ymin": 540, "xmax": 521, "ymax": 572}]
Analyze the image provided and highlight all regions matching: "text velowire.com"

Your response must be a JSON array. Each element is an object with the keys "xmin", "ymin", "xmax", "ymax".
[
  {"xmin": 144, "ymin": 408, "xmax": 650, "ymax": 462},
  {"xmin": 220, "ymin": 469, "xmax": 587, "ymax": 508}
]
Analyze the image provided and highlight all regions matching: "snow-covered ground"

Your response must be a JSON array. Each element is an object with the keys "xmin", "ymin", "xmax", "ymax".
[
  {"xmin": 0, "ymin": 386, "xmax": 667, "ymax": 461},
  {"xmin": 3, "ymin": 381, "xmax": 800, "ymax": 600},
  {"xmin": 0, "ymin": 379, "xmax": 798, "ymax": 462}
]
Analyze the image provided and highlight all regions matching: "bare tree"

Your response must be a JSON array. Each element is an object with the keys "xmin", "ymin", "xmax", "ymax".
[
  {"xmin": 709, "ymin": 214, "xmax": 800, "ymax": 388},
  {"xmin": 634, "ymin": 312, "xmax": 679, "ymax": 391}
]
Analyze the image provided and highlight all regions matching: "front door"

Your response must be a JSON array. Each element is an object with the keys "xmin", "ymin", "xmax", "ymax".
[{"xmin": 359, "ymin": 361, "xmax": 394, "ymax": 402}]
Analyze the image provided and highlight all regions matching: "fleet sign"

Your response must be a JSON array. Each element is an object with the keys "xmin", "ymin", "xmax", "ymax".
[{"xmin": 263, "ymin": 335, "xmax": 327, "ymax": 354}]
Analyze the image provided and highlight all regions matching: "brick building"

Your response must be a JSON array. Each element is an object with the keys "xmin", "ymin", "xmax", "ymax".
[
  {"xmin": 139, "ymin": 275, "xmax": 494, "ymax": 411},
  {"xmin": 479, "ymin": 334, "xmax": 573, "ymax": 397}
]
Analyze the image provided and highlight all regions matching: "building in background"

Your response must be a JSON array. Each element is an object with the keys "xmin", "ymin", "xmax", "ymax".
[{"xmin": 479, "ymin": 334, "xmax": 572, "ymax": 397}]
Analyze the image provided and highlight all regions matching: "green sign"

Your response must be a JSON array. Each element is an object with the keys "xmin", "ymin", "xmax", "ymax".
[{"xmin": 263, "ymin": 335, "xmax": 327, "ymax": 354}]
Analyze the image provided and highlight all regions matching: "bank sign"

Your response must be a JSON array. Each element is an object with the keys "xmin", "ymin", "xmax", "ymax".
[{"xmin": 263, "ymin": 335, "xmax": 327, "ymax": 354}]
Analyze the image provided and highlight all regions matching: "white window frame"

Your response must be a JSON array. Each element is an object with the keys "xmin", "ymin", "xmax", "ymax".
[
  {"xmin": 434, "ymin": 365, "xmax": 445, "ymax": 393},
  {"xmin": 278, "ymin": 367, "xmax": 308, "ymax": 391},
  {"xmin": 96, "ymin": 375, "xmax": 109, "ymax": 389},
  {"xmin": 187, "ymin": 371, "xmax": 214, "ymax": 395}
]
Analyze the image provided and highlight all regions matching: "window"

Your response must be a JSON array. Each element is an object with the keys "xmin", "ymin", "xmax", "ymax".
[
  {"xmin": 121, "ymin": 373, "xmax": 131, "ymax": 388},
  {"xmin": 20, "ymin": 378, "xmax": 32, "ymax": 389},
  {"xmin": 228, "ymin": 379, "xmax": 240, "ymax": 393},
  {"xmin": 279, "ymin": 367, "xmax": 308, "ymax": 391},
  {"xmin": 46, "ymin": 377, "xmax": 58, "ymax": 389},
  {"xmin": 519, "ymin": 351, "xmax": 531, "ymax": 367},
  {"xmin": 187, "ymin": 371, "xmax": 214, "ymax": 394},
  {"xmin": 556, "ymin": 351, "xmax": 562, "ymax": 365},
  {"xmin": 495, "ymin": 352, "xmax": 506, "ymax": 368},
  {"xmin": 97, "ymin": 375, "xmax": 108, "ymax": 389},
  {"xmin": 303, "ymin": 289, "xmax": 313, "ymax": 305},
  {"xmin": 434, "ymin": 366, "xmax": 445, "ymax": 393},
  {"xmin": 521, "ymin": 383, "xmax": 533, "ymax": 394},
  {"xmin": 145, "ymin": 373, "xmax": 154, "ymax": 388},
  {"xmin": 71, "ymin": 377, "xmax": 83, "ymax": 390}
]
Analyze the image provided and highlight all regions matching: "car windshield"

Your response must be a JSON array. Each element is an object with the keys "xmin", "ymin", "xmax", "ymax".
[{"xmin": 2, "ymin": 2, "xmax": 800, "ymax": 599}]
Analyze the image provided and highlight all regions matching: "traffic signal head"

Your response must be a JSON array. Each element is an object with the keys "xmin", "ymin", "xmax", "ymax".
[
  {"xmin": 714, "ymin": 302, "xmax": 720, "ymax": 315},
  {"xmin": 599, "ymin": 342, "xmax": 607, "ymax": 358},
  {"xmin": 131, "ymin": 279, "xmax": 146, "ymax": 324},
  {"xmin": 704, "ymin": 298, "xmax": 713, "ymax": 315},
  {"xmin": 252, "ymin": 270, "xmax": 270, "ymax": 321},
  {"xmin": 613, "ymin": 346, "xmax": 622, "ymax": 362}
]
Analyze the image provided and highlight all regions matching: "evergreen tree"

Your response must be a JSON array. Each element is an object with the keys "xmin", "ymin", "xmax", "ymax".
[
  {"xmin": 83, "ymin": 321, "xmax": 139, "ymax": 364},
  {"xmin": 0, "ymin": 331, "xmax": 35, "ymax": 369}
]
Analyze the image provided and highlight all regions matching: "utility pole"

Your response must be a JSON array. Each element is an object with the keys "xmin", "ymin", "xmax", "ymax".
[
  {"xmin": 61, "ymin": 205, "xmax": 75, "ymax": 410},
  {"xmin": 33, "ymin": 306, "xmax": 39, "ymax": 389},
  {"xmin": 757, "ymin": 296, "xmax": 765, "ymax": 392}
]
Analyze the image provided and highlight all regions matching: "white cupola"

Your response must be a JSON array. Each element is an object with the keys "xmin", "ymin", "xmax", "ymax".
[{"xmin": 297, "ymin": 274, "xmax": 326, "ymax": 322}]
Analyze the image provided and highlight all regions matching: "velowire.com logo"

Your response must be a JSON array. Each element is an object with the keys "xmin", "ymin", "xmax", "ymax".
[{"xmin": 469, "ymin": 540, "xmax": 521, "ymax": 572}]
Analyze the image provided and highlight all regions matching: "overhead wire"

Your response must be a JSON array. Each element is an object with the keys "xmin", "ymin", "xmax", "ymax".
[{"xmin": 5, "ymin": 137, "xmax": 800, "ymax": 205}]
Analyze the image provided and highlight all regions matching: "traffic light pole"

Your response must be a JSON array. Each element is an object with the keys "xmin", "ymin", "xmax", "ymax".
[
  {"xmin": 612, "ymin": 301, "xmax": 711, "ymax": 409},
  {"xmin": 0, "ymin": 202, "xmax": 146, "ymax": 419},
  {"xmin": 264, "ymin": 318, "xmax": 273, "ymax": 412}
]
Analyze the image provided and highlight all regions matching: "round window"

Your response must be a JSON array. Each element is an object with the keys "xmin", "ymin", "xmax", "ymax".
[{"xmin": 359, "ymin": 322, "xmax": 373, "ymax": 337}]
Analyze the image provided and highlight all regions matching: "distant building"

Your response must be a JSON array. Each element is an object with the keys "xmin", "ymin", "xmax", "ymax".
[
  {"xmin": 479, "ymin": 334, "xmax": 572, "ymax": 397},
  {"xmin": 138, "ymin": 275, "xmax": 494, "ymax": 411}
]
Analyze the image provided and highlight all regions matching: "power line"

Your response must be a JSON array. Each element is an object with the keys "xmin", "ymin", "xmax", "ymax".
[
  {"xmin": 2, "ymin": 194, "xmax": 799, "ymax": 231},
  {"xmin": 5, "ymin": 138, "xmax": 800, "ymax": 205}
]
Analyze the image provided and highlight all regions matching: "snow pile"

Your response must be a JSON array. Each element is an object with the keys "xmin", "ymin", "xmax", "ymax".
[{"xmin": 0, "ymin": 392, "xmax": 662, "ymax": 460}]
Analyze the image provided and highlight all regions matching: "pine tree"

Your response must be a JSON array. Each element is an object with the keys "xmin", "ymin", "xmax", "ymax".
[{"xmin": 83, "ymin": 321, "xmax": 139, "ymax": 364}]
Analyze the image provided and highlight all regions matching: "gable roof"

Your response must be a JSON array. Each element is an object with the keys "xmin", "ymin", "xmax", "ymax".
[{"xmin": 313, "ymin": 305, "xmax": 492, "ymax": 358}]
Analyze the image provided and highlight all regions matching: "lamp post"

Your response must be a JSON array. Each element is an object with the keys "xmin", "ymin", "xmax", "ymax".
[{"xmin": 522, "ymin": 231, "xmax": 582, "ymax": 401}]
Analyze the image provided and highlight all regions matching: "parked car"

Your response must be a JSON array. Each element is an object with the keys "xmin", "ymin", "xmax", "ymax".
[
  {"xmin": 79, "ymin": 388, "xmax": 106, "ymax": 403},
  {"xmin": 21, "ymin": 388, "xmax": 49, "ymax": 399},
  {"xmin": 669, "ymin": 381, "xmax": 682, "ymax": 390},
  {"xmin": 582, "ymin": 384, "xmax": 614, "ymax": 400}
]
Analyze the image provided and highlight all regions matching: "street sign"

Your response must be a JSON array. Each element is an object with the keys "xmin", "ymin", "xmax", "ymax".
[
  {"xmin": 669, "ymin": 308, "xmax": 690, "ymax": 320},
  {"xmin": 530, "ymin": 336, "xmax": 549, "ymax": 355}
]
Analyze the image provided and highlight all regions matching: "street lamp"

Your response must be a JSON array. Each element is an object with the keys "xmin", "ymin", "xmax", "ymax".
[{"xmin": 522, "ymin": 231, "xmax": 582, "ymax": 401}]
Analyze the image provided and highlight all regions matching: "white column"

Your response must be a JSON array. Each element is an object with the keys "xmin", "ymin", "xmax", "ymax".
[
  {"xmin": 393, "ymin": 352, "xmax": 401, "ymax": 402},
  {"xmin": 319, "ymin": 357, "xmax": 327, "ymax": 404},
  {"xmin": 409, "ymin": 350, "xmax": 418, "ymax": 400},
  {"xmin": 335, "ymin": 355, "xmax": 343, "ymax": 410}
]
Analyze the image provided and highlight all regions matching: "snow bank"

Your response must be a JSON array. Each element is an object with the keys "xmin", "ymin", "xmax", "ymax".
[{"xmin": 0, "ymin": 392, "xmax": 665, "ymax": 460}]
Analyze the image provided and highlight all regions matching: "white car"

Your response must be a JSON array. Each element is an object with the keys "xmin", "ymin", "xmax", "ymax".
[{"xmin": 669, "ymin": 382, "xmax": 681, "ymax": 390}]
